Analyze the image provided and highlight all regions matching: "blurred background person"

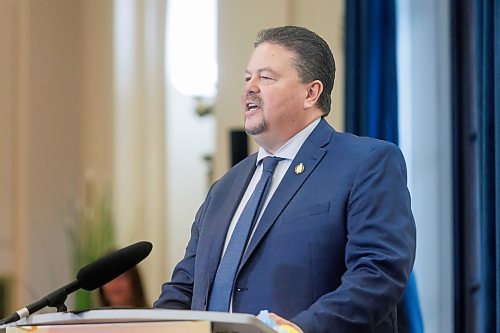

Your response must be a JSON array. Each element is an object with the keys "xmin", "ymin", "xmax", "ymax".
[{"xmin": 98, "ymin": 266, "xmax": 147, "ymax": 308}]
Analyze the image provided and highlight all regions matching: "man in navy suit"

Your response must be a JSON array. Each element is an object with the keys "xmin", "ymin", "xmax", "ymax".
[{"xmin": 154, "ymin": 26, "xmax": 416, "ymax": 333}]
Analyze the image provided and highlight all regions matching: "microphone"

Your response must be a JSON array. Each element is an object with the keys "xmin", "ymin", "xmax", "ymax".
[
  {"xmin": 77, "ymin": 241, "xmax": 152, "ymax": 291},
  {"xmin": 0, "ymin": 241, "xmax": 152, "ymax": 326}
]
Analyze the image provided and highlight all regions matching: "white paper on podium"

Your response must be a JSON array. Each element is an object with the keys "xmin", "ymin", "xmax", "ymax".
[{"xmin": 1, "ymin": 309, "xmax": 276, "ymax": 333}]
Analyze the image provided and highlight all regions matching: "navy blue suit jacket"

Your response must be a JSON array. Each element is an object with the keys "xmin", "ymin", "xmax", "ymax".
[{"xmin": 154, "ymin": 119, "xmax": 416, "ymax": 332}]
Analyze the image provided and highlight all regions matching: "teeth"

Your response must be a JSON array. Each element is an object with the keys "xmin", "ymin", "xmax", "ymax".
[{"xmin": 247, "ymin": 103, "xmax": 258, "ymax": 110}]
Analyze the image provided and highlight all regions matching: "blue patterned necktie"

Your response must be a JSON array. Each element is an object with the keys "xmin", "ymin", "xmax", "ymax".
[{"xmin": 208, "ymin": 156, "xmax": 283, "ymax": 311}]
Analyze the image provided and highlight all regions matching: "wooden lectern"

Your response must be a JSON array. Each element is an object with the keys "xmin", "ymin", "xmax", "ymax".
[{"xmin": 0, "ymin": 309, "xmax": 276, "ymax": 333}]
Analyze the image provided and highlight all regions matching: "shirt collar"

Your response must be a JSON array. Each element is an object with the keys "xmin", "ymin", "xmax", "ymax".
[{"xmin": 256, "ymin": 117, "xmax": 321, "ymax": 165}]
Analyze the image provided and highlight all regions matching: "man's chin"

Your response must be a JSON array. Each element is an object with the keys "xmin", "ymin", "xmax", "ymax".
[
  {"xmin": 245, "ymin": 126, "xmax": 266, "ymax": 136},
  {"xmin": 244, "ymin": 119, "xmax": 267, "ymax": 136}
]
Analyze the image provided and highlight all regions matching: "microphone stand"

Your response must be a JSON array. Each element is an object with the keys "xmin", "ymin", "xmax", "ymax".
[
  {"xmin": 1, "ymin": 241, "xmax": 152, "ymax": 326},
  {"xmin": 0, "ymin": 280, "xmax": 80, "ymax": 325}
]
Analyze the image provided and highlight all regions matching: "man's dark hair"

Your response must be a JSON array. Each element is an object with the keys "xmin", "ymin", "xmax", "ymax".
[{"xmin": 254, "ymin": 26, "xmax": 336, "ymax": 116}]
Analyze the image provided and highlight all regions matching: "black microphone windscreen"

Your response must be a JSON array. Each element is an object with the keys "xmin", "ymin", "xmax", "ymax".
[{"xmin": 76, "ymin": 241, "xmax": 152, "ymax": 291}]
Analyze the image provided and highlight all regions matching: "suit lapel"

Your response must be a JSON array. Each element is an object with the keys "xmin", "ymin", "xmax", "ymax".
[{"xmin": 239, "ymin": 119, "xmax": 333, "ymax": 270}]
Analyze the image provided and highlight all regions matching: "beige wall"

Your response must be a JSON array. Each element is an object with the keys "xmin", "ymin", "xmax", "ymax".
[
  {"xmin": 0, "ymin": 0, "xmax": 167, "ymax": 310},
  {"xmin": 0, "ymin": 0, "xmax": 84, "ymax": 308},
  {"xmin": 213, "ymin": 0, "xmax": 345, "ymax": 178},
  {"xmin": 80, "ymin": 1, "xmax": 115, "ymax": 181},
  {"xmin": 0, "ymin": 0, "xmax": 116, "ymax": 310},
  {"xmin": 0, "ymin": 0, "xmax": 17, "ymax": 277}
]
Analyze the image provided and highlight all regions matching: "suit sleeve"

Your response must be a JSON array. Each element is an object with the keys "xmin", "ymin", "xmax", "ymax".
[
  {"xmin": 153, "ymin": 185, "xmax": 214, "ymax": 309},
  {"xmin": 292, "ymin": 143, "xmax": 416, "ymax": 332}
]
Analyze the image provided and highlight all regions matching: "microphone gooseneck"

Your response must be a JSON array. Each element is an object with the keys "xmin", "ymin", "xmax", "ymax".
[
  {"xmin": 0, "ymin": 279, "xmax": 80, "ymax": 326},
  {"xmin": 0, "ymin": 241, "xmax": 153, "ymax": 326}
]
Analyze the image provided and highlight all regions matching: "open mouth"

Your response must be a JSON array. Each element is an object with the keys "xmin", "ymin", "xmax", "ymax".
[{"xmin": 245, "ymin": 102, "xmax": 260, "ymax": 111}]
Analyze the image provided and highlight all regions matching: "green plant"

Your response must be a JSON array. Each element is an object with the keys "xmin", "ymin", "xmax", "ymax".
[{"xmin": 65, "ymin": 173, "xmax": 115, "ymax": 310}]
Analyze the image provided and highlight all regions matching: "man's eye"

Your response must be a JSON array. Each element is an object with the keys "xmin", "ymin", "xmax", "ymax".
[
  {"xmin": 261, "ymin": 76, "xmax": 273, "ymax": 80},
  {"xmin": 244, "ymin": 77, "xmax": 251, "ymax": 82}
]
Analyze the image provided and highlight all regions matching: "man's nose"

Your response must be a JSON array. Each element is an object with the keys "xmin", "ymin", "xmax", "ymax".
[{"xmin": 244, "ymin": 77, "xmax": 260, "ymax": 94}]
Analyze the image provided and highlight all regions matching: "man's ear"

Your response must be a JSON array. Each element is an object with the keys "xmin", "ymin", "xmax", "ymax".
[{"xmin": 304, "ymin": 80, "xmax": 323, "ymax": 109}]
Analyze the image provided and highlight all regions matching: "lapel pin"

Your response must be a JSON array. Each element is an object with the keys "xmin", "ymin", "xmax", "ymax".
[{"xmin": 294, "ymin": 163, "xmax": 305, "ymax": 175}]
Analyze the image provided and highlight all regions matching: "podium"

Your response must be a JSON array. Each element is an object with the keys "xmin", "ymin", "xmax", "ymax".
[{"xmin": 0, "ymin": 309, "xmax": 276, "ymax": 333}]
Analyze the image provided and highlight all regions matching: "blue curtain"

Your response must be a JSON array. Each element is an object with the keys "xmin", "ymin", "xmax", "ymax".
[
  {"xmin": 345, "ymin": 0, "xmax": 398, "ymax": 142},
  {"xmin": 476, "ymin": 0, "xmax": 500, "ymax": 332},
  {"xmin": 451, "ymin": 0, "xmax": 481, "ymax": 330},
  {"xmin": 452, "ymin": 0, "xmax": 499, "ymax": 331},
  {"xmin": 345, "ymin": 1, "xmax": 423, "ymax": 332}
]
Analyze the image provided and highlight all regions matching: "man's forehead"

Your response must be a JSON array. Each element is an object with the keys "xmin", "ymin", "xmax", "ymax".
[{"xmin": 245, "ymin": 44, "xmax": 296, "ymax": 72}]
